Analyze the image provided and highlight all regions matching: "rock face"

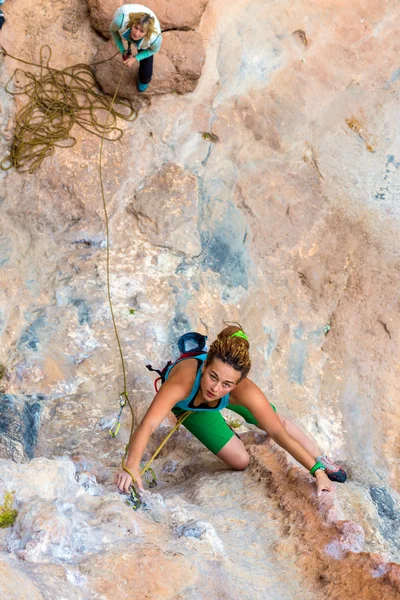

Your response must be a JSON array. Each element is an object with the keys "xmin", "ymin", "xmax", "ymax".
[
  {"xmin": 0, "ymin": 0, "xmax": 400, "ymax": 597},
  {"xmin": 87, "ymin": 0, "xmax": 123, "ymax": 39},
  {"xmin": 94, "ymin": 31, "xmax": 206, "ymax": 97},
  {"xmin": 128, "ymin": 163, "xmax": 201, "ymax": 256},
  {"xmin": 0, "ymin": 395, "xmax": 43, "ymax": 462},
  {"xmin": 0, "ymin": 450, "xmax": 400, "ymax": 599}
]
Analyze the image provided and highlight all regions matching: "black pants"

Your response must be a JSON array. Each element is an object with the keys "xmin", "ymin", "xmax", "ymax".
[{"xmin": 139, "ymin": 56, "xmax": 153, "ymax": 84}]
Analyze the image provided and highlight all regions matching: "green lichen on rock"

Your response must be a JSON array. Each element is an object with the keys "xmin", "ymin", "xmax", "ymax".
[
  {"xmin": 0, "ymin": 364, "xmax": 6, "ymax": 380},
  {"xmin": 227, "ymin": 419, "xmax": 242, "ymax": 429},
  {"xmin": 0, "ymin": 491, "xmax": 18, "ymax": 528}
]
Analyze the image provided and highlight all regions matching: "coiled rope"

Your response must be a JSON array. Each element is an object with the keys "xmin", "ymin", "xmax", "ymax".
[{"xmin": 0, "ymin": 45, "xmax": 137, "ymax": 173}]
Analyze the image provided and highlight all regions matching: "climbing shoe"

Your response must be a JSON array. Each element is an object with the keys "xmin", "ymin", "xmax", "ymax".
[
  {"xmin": 318, "ymin": 455, "xmax": 347, "ymax": 483},
  {"xmin": 137, "ymin": 80, "xmax": 149, "ymax": 93}
]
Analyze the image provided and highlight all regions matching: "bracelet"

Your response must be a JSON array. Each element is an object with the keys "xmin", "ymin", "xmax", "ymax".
[{"xmin": 310, "ymin": 461, "xmax": 326, "ymax": 477}]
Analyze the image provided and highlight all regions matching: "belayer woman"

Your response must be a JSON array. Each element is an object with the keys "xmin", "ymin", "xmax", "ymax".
[
  {"xmin": 110, "ymin": 4, "xmax": 162, "ymax": 92},
  {"xmin": 115, "ymin": 325, "xmax": 347, "ymax": 495}
]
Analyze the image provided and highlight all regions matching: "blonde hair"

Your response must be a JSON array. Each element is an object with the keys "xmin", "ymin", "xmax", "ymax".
[
  {"xmin": 205, "ymin": 322, "xmax": 251, "ymax": 380},
  {"xmin": 125, "ymin": 12, "xmax": 158, "ymax": 45}
]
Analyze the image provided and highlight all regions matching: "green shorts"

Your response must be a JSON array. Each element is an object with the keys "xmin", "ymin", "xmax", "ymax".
[{"xmin": 172, "ymin": 402, "xmax": 277, "ymax": 455}]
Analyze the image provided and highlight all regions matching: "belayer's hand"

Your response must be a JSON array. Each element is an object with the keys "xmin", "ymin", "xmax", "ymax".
[
  {"xmin": 122, "ymin": 56, "xmax": 138, "ymax": 68},
  {"xmin": 115, "ymin": 466, "xmax": 144, "ymax": 493},
  {"xmin": 315, "ymin": 469, "xmax": 335, "ymax": 496}
]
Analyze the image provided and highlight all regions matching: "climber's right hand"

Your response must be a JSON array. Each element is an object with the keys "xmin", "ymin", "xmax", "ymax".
[{"xmin": 114, "ymin": 466, "xmax": 144, "ymax": 493}]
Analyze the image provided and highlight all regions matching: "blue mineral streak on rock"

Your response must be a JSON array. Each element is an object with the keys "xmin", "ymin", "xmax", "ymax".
[
  {"xmin": 71, "ymin": 298, "xmax": 90, "ymax": 325},
  {"xmin": 0, "ymin": 394, "xmax": 44, "ymax": 459},
  {"xmin": 23, "ymin": 401, "xmax": 42, "ymax": 459},
  {"xmin": 387, "ymin": 154, "xmax": 400, "ymax": 169},
  {"xmin": 288, "ymin": 324, "xmax": 307, "ymax": 385},
  {"xmin": 370, "ymin": 487, "xmax": 397, "ymax": 521},
  {"xmin": 176, "ymin": 521, "xmax": 206, "ymax": 539},
  {"xmin": 385, "ymin": 68, "xmax": 400, "ymax": 87},
  {"xmin": 0, "ymin": 394, "xmax": 13, "ymax": 435},
  {"xmin": 173, "ymin": 310, "xmax": 191, "ymax": 331},
  {"xmin": 0, "ymin": 232, "xmax": 12, "ymax": 267},
  {"xmin": 263, "ymin": 326, "xmax": 276, "ymax": 359},
  {"xmin": 201, "ymin": 222, "xmax": 249, "ymax": 289},
  {"xmin": 369, "ymin": 486, "xmax": 400, "ymax": 546},
  {"xmin": 19, "ymin": 314, "xmax": 46, "ymax": 351}
]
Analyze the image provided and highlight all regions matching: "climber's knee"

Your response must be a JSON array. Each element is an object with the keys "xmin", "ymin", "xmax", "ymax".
[{"xmin": 216, "ymin": 436, "xmax": 250, "ymax": 471}]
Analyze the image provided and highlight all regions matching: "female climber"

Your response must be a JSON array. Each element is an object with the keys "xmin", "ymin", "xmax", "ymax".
[
  {"xmin": 115, "ymin": 325, "xmax": 347, "ymax": 495},
  {"xmin": 110, "ymin": 4, "xmax": 162, "ymax": 92}
]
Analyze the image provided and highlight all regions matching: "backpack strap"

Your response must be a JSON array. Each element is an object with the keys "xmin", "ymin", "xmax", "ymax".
[
  {"xmin": 146, "ymin": 361, "xmax": 173, "ymax": 392},
  {"xmin": 145, "ymin": 364, "xmax": 163, "ymax": 377}
]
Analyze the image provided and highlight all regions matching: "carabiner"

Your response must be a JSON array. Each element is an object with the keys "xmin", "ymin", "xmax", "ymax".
[
  {"xmin": 109, "ymin": 393, "xmax": 128, "ymax": 437},
  {"xmin": 119, "ymin": 392, "xmax": 128, "ymax": 408},
  {"xmin": 143, "ymin": 466, "xmax": 157, "ymax": 489},
  {"xmin": 109, "ymin": 420, "xmax": 121, "ymax": 438},
  {"xmin": 126, "ymin": 485, "xmax": 141, "ymax": 510}
]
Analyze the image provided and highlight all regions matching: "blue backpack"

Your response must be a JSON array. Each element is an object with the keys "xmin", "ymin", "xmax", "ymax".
[{"xmin": 146, "ymin": 332, "xmax": 208, "ymax": 392}]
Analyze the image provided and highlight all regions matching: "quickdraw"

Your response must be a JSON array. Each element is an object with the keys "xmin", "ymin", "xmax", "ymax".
[
  {"xmin": 126, "ymin": 464, "xmax": 157, "ymax": 510},
  {"xmin": 126, "ymin": 486, "xmax": 141, "ymax": 510},
  {"xmin": 142, "ymin": 463, "xmax": 157, "ymax": 488},
  {"xmin": 126, "ymin": 461, "xmax": 157, "ymax": 510},
  {"xmin": 109, "ymin": 392, "xmax": 128, "ymax": 438}
]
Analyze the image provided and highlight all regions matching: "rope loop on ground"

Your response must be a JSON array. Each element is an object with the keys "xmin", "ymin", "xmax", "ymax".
[{"xmin": 1, "ymin": 45, "xmax": 137, "ymax": 173}]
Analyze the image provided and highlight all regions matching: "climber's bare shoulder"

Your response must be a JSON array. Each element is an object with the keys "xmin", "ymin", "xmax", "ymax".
[
  {"xmin": 229, "ymin": 377, "xmax": 266, "ymax": 406},
  {"xmin": 161, "ymin": 358, "xmax": 198, "ymax": 398}
]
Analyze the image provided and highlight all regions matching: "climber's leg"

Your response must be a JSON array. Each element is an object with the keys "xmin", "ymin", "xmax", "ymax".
[
  {"xmin": 226, "ymin": 404, "xmax": 347, "ymax": 482},
  {"xmin": 137, "ymin": 55, "xmax": 153, "ymax": 92},
  {"xmin": 171, "ymin": 407, "xmax": 250, "ymax": 470}
]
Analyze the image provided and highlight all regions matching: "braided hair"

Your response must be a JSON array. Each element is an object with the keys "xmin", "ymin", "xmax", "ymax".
[{"xmin": 205, "ymin": 323, "xmax": 251, "ymax": 381}]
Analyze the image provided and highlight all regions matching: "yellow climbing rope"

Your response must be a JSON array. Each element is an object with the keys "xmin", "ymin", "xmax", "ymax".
[
  {"xmin": 0, "ymin": 45, "xmax": 137, "ymax": 173},
  {"xmin": 96, "ymin": 65, "xmax": 139, "ymax": 479},
  {"xmin": 1, "ymin": 45, "xmax": 189, "ymax": 507},
  {"xmin": 122, "ymin": 409, "xmax": 192, "ymax": 479},
  {"xmin": 1, "ymin": 43, "xmax": 139, "ymax": 483},
  {"xmin": 1, "ymin": 42, "xmax": 136, "ymax": 431}
]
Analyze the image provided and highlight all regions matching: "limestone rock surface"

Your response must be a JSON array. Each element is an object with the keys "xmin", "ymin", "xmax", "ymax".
[
  {"xmin": 128, "ymin": 163, "xmax": 201, "ymax": 255},
  {"xmin": 0, "ymin": 0, "xmax": 400, "ymax": 598}
]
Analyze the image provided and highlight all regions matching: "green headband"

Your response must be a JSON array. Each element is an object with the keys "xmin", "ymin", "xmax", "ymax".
[{"xmin": 231, "ymin": 330, "xmax": 248, "ymax": 341}]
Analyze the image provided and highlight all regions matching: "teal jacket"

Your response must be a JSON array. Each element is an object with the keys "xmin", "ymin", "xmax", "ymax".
[{"xmin": 110, "ymin": 4, "xmax": 162, "ymax": 62}]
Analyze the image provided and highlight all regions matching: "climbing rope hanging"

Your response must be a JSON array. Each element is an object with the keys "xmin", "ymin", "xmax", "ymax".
[
  {"xmin": 1, "ymin": 45, "xmax": 189, "ymax": 509},
  {"xmin": 0, "ymin": 43, "xmax": 135, "ymax": 416},
  {"xmin": 0, "ymin": 45, "xmax": 137, "ymax": 173},
  {"xmin": 1, "ymin": 43, "xmax": 139, "ymax": 493}
]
